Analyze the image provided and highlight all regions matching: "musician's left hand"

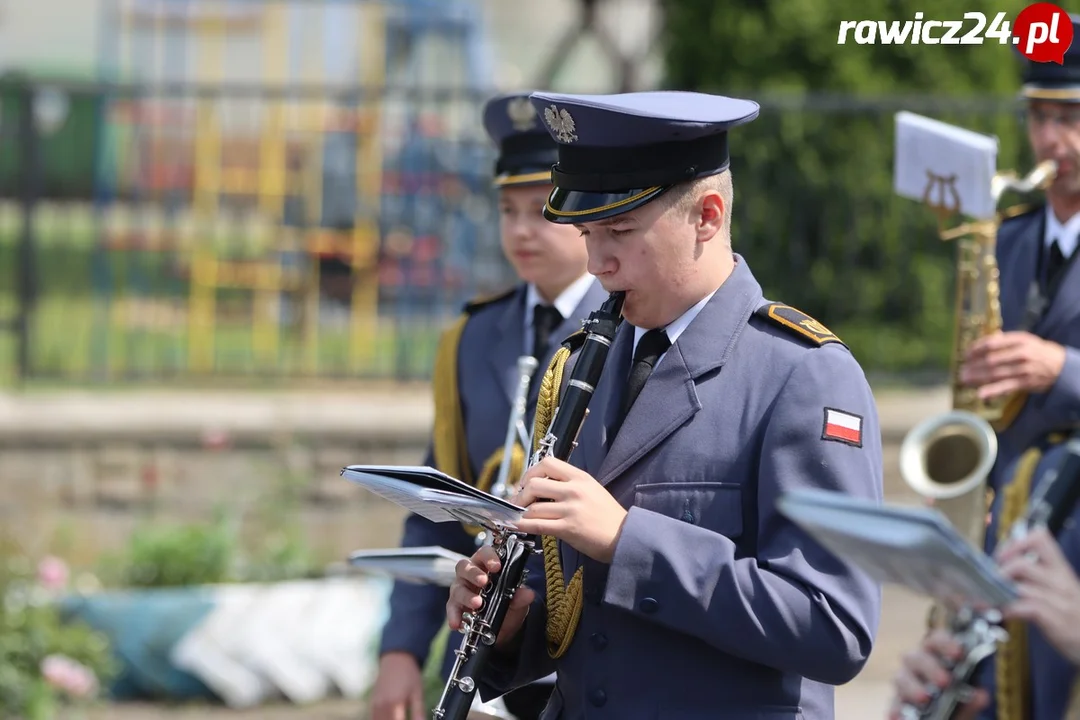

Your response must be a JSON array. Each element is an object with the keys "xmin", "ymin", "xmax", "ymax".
[
  {"xmin": 997, "ymin": 527, "xmax": 1080, "ymax": 665},
  {"xmin": 960, "ymin": 331, "xmax": 1066, "ymax": 400},
  {"xmin": 511, "ymin": 456, "xmax": 627, "ymax": 564}
]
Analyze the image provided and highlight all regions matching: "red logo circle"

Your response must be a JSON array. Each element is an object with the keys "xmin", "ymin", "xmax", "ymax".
[{"xmin": 1013, "ymin": 3, "xmax": 1074, "ymax": 64}]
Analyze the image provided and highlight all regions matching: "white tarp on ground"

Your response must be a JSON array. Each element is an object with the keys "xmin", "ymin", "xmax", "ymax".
[{"xmin": 169, "ymin": 576, "xmax": 391, "ymax": 708}]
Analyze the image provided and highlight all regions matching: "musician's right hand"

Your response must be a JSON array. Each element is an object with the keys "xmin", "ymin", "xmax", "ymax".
[
  {"xmin": 887, "ymin": 630, "xmax": 989, "ymax": 720},
  {"xmin": 447, "ymin": 545, "xmax": 535, "ymax": 648},
  {"xmin": 369, "ymin": 651, "xmax": 426, "ymax": 720}
]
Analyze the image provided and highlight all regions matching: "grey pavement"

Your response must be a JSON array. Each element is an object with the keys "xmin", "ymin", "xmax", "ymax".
[
  {"xmin": 0, "ymin": 382, "xmax": 949, "ymax": 443},
  {"xmin": 2, "ymin": 382, "xmax": 949, "ymax": 718}
]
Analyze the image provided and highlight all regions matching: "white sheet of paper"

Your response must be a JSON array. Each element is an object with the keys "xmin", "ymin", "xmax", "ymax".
[
  {"xmin": 340, "ymin": 466, "xmax": 524, "ymax": 529},
  {"xmin": 346, "ymin": 546, "xmax": 467, "ymax": 586},
  {"xmin": 777, "ymin": 488, "xmax": 1018, "ymax": 609},
  {"xmin": 894, "ymin": 110, "xmax": 999, "ymax": 220}
]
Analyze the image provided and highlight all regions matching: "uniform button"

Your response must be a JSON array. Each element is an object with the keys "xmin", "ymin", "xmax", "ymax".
[
  {"xmin": 589, "ymin": 688, "xmax": 607, "ymax": 707},
  {"xmin": 590, "ymin": 632, "xmax": 608, "ymax": 651},
  {"xmin": 639, "ymin": 597, "xmax": 659, "ymax": 614}
]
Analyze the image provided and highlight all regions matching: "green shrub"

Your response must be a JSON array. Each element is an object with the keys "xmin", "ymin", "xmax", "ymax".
[
  {"xmin": 0, "ymin": 544, "xmax": 117, "ymax": 720},
  {"xmin": 115, "ymin": 516, "xmax": 235, "ymax": 589}
]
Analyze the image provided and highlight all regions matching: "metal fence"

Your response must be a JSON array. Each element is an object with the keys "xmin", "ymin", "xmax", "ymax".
[
  {"xmin": 0, "ymin": 1, "xmax": 1041, "ymax": 387},
  {"xmin": 0, "ymin": 0, "xmax": 520, "ymax": 386}
]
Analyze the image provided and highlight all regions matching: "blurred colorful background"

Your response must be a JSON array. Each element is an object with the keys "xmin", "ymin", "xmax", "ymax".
[{"xmin": 0, "ymin": 0, "xmax": 1041, "ymax": 717}]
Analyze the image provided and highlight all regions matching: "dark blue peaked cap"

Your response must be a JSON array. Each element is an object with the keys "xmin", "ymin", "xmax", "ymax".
[
  {"xmin": 1017, "ymin": 13, "xmax": 1080, "ymax": 103},
  {"xmin": 481, "ymin": 92, "xmax": 559, "ymax": 188},
  {"xmin": 527, "ymin": 90, "xmax": 760, "ymax": 224}
]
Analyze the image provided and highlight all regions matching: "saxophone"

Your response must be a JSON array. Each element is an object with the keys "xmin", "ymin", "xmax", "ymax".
[
  {"xmin": 899, "ymin": 430, "xmax": 1080, "ymax": 720},
  {"xmin": 899, "ymin": 160, "xmax": 1058, "ymax": 560},
  {"xmin": 432, "ymin": 291, "xmax": 626, "ymax": 720}
]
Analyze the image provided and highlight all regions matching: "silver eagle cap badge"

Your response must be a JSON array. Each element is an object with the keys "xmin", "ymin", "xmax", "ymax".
[
  {"xmin": 506, "ymin": 96, "xmax": 537, "ymax": 131},
  {"xmin": 544, "ymin": 104, "xmax": 578, "ymax": 143}
]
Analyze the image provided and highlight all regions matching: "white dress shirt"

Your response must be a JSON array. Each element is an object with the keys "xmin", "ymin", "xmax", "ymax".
[
  {"xmin": 523, "ymin": 272, "xmax": 596, "ymax": 356},
  {"xmin": 1045, "ymin": 204, "xmax": 1080, "ymax": 260},
  {"xmin": 631, "ymin": 286, "xmax": 720, "ymax": 368}
]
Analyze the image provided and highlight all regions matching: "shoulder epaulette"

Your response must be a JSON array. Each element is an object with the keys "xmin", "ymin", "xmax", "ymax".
[
  {"xmin": 462, "ymin": 286, "xmax": 516, "ymax": 314},
  {"xmin": 755, "ymin": 302, "xmax": 845, "ymax": 347}
]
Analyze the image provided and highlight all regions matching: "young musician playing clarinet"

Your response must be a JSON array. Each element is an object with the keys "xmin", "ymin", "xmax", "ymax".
[{"xmin": 446, "ymin": 89, "xmax": 884, "ymax": 719}]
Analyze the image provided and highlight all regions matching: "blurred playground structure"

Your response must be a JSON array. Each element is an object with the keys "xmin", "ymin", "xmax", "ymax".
[
  {"xmin": 0, "ymin": 0, "xmax": 509, "ymax": 385},
  {"xmin": 0, "ymin": 0, "xmax": 1037, "ymax": 389}
]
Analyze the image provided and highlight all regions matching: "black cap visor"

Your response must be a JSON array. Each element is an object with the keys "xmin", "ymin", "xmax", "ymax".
[{"xmin": 542, "ymin": 185, "xmax": 668, "ymax": 224}]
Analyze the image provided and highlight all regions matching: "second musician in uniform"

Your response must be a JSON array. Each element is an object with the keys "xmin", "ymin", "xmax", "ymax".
[
  {"xmin": 370, "ymin": 92, "xmax": 607, "ymax": 720},
  {"xmin": 890, "ymin": 17, "xmax": 1080, "ymax": 720}
]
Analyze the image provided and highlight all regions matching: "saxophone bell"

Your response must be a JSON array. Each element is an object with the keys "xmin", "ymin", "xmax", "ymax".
[{"xmin": 899, "ymin": 410, "xmax": 998, "ymax": 546}]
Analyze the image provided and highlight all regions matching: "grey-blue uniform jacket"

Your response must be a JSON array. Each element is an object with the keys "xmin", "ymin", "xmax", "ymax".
[
  {"xmin": 992, "ymin": 206, "xmax": 1080, "ymax": 491},
  {"xmin": 970, "ymin": 204, "xmax": 1080, "ymax": 720},
  {"xmin": 478, "ymin": 257, "xmax": 884, "ymax": 720},
  {"xmin": 378, "ymin": 279, "xmax": 610, "ymax": 680}
]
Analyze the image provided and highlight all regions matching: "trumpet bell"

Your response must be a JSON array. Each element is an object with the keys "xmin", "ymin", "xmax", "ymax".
[{"xmin": 899, "ymin": 410, "xmax": 998, "ymax": 500}]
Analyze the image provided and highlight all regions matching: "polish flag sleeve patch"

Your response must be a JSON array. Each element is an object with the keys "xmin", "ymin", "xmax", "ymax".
[{"xmin": 822, "ymin": 408, "xmax": 863, "ymax": 447}]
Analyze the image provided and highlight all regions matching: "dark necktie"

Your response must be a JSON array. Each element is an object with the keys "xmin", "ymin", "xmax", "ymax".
[
  {"xmin": 1045, "ymin": 238, "xmax": 1067, "ymax": 293},
  {"xmin": 532, "ymin": 304, "xmax": 563, "ymax": 360},
  {"xmin": 619, "ymin": 328, "xmax": 671, "ymax": 424}
]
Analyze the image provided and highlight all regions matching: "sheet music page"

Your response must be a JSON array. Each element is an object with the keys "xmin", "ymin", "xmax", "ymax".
[
  {"xmin": 340, "ymin": 466, "xmax": 525, "ymax": 528},
  {"xmin": 344, "ymin": 465, "xmax": 525, "ymax": 509},
  {"xmin": 345, "ymin": 546, "xmax": 467, "ymax": 561},
  {"xmin": 777, "ymin": 489, "xmax": 1018, "ymax": 608},
  {"xmin": 893, "ymin": 111, "xmax": 999, "ymax": 220},
  {"xmin": 418, "ymin": 488, "xmax": 523, "ymax": 527},
  {"xmin": 346, "ymin": 547, "xmax": 467, "ymax": 587},
  {"xmin": 339, "ymin": 469, "xmax": 464, "ymax": 524}
]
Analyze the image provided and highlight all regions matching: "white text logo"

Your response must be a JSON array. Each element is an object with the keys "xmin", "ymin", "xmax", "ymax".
[{"xmin": 837, "ymin": 11, "xmax": 1013, "ymax": 45}]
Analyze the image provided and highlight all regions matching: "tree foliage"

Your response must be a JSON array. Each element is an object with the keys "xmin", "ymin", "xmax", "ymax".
[{"xmin": 661, "ymin": 0, "xmax": 1036, "ymax": 377}]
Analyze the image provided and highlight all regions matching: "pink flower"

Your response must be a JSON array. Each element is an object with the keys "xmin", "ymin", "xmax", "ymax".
[
  {"xmin": 36, "ymin": 556, "xmax": 69, "ymax": 591},
  {"xmin": 201, "ymin": 428, "xmax": 230, "ymax": 451},
  {"xmin": 41, "ymin": 654, "xmax": 98, "ymax": 698}
]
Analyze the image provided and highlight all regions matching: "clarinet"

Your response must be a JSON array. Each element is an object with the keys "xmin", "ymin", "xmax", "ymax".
[
  {"xmin": 432, "ymin": 290, "xmax": 626, "ymax": 720},
  {"xmin": 901, "ymin": 430, "xmax": 1080, "ymax": 720}
]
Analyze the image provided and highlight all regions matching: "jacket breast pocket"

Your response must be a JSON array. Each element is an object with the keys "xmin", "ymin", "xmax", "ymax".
[{"xmin": 632, "ymin": 482, "xmax": 743, "ymax": 539}]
